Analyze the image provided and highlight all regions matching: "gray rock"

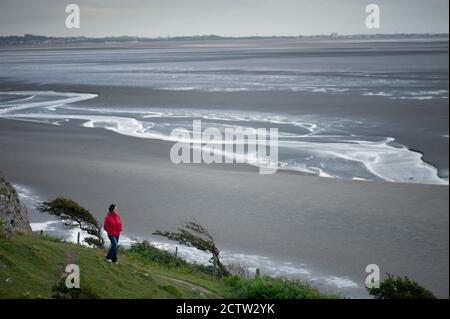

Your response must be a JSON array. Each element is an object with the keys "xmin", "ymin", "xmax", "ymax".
[{"xmin": 0, "ymin": 174, "xmax": 32, "ymax": 233}]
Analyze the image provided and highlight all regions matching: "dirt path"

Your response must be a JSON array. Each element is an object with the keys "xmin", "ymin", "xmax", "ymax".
[
  {"xmin": 156, "ymin": 273, "xmax": 222, "ymax": 299},
  {"xmin": 59, "ymin": 249, "xmax": 77, "ymax": 279}
]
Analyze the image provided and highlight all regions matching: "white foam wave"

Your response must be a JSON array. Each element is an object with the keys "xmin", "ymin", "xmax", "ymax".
[
  {"xmin": 16, "ymin": 111, "xmax": 443, "ymax": 184},
  {"xmin": 0, "ymin": 91, "xmax": 97, "ymax": 114},
  {"xmin": 364, "ymin": 89, "xmax": 449, "ymax": 100},
  {"xmin": 281, "ymin": 137, "xmax": 446, "ymax": 184},
  {"xmin": 324, "ymin": 276, "xmax": 359, "ymax": 289},
  {"xmin": 363, "ymin": 92, "xmax": 393, "ymax": 97},
  {"xmin": 1, "ymin": 91, "xmax": 447, "ymax": 185},
  {"xmin": 30, "ymin": 220, "xmax": 60, "ymax": 232}
]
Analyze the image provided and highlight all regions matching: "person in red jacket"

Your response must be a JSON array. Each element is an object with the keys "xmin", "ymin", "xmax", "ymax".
[{"xmin": 104, "ymin": 204, "xmax": 122, "ymax": 264}]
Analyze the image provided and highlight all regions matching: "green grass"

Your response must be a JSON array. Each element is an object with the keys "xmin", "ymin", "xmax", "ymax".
[
  {"xmin": 0, "ymin": 233, "xmax": 214, "ymax": 298},
  {"xmin": 0, "ymin": 231, "xmax": 340, "ymax": 299}
]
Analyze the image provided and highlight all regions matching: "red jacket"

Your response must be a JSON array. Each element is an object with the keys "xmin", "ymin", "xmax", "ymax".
[{"xmin": 104, "ymin": 212, "xmax": 122, "ymax": 237}]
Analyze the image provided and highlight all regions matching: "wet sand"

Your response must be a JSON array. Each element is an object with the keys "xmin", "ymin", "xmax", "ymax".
[{"xmin": 0, "ymin": 114, "xmax": 448, "ymax": 297}]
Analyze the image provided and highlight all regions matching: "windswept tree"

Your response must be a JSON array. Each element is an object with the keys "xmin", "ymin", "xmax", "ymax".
[
  {"xmin": 154, "ymin": 220, "xmax": 229, "ymax": 277},
  {"xmin": 38, "ymin": 197, "xmax": 104, "ymax": 248}
]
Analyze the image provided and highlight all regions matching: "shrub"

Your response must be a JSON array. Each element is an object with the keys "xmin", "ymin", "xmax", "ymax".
[
  {"xmin": 368, "ymin": 274, "xmax": 436, "ymax": 299},
  {"xmin": 227, "ymin": 262, "xmax": 250, "ymax": 278},
  {"xmin": 129, "ymin": 241, "xmax": 228, "ymax": 277},
  {"xmin": 226, "ymin": 275, "xmax": 333, "ymax": 299},
  {"xmin": 129, "ymin": 241, "xmax": 188, "ymax": 268},
  {"xmin": 51, "ymin": 278, "xmax": 99, "ymax": 299},
  {"xmin": 224, "ymin": 275, "xmax": 242, "ymax": 288}
]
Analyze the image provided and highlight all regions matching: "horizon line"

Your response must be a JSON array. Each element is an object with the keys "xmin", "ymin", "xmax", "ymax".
[{"xmin": 1, "ymin": 32, "xmax": 449, "ymax": 39}]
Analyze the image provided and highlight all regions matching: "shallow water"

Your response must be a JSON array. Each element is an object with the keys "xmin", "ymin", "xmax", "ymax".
[{"xmin": 0, "ymin": 39, "xmax": 448, "ymax": 99}]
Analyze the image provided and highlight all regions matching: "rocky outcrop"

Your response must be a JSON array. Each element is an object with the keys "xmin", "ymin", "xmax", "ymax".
[{"xmin": 0, "ymin": 174, "xmax": 32, "ymax": 233}]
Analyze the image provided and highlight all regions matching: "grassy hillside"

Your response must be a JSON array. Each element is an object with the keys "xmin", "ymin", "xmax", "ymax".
[{"xmin": 0, "ymin": 230, "xmax": 339, "ymax": 299}]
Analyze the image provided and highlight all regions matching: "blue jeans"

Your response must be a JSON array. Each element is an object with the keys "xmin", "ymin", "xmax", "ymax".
[{"xmin": 106, "ymin": 235, "xmax": 119, "ymax": 262}]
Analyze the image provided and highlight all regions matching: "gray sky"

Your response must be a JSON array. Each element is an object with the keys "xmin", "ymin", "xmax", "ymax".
[{"xmin": 0, "ymin": 0, "xmax": 448, "ymax": 37}]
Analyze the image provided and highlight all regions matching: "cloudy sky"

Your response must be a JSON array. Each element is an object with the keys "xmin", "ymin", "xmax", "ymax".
[{"xmin": 0, "ymin": 0, "xmax": 448, "ymax": 37}]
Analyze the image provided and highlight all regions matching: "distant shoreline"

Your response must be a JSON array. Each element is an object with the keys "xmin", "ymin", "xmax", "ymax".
[{"xmin": 0, "ymin": 33, "xmax": 448, "ymax": 47}]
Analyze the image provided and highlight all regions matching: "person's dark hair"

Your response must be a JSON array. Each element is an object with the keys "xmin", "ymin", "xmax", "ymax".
[{"xmin": 109, "ymin": 204, "xmax": 116, "ymax": 213}]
